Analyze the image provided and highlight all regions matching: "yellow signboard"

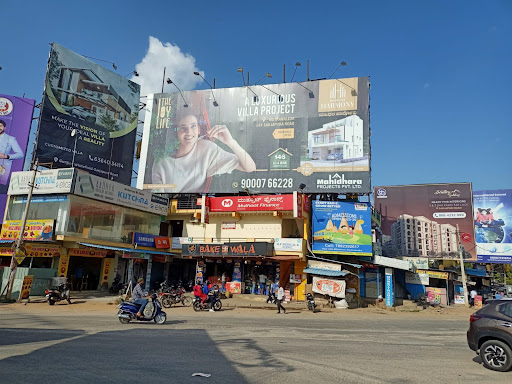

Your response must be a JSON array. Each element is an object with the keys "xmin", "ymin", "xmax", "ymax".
[
  {"xmin": 18, "ymin": 275, "xmax": 34, "ymax": 302},
  {"xmin": 58, "ymin": 255, "xmax": 70, "ymax": 277},
  {"xmin": 272, "ymin": 128, "xmax": 294, "ymax": 139},
  {"xmin": 418, "ymin": 270, "xmax": 449, "ymax": 280},
  {"xmin": 1, "ymin": 219, "xmax": 55, "ymax": 241},
  {"xmin": 26, "ymin": 244, "xmax": 61, "ymax": 257}
]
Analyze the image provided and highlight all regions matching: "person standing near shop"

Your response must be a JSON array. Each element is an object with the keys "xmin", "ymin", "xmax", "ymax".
[
  {"xmin": 259, "ymin": 273, "xmax": 267, "ymax": 295},
  {"xmin": 469, "ymin": 288, "xmax": 477, "ymax": 307},
  {"xmin": 276, "ymin": 284, "xmax": 286, "ymax": 314}
]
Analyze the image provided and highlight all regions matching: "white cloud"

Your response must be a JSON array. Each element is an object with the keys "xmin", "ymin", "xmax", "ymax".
[
  {"xmin": 131, "ymin": 36, "xmax": 203, "ymax": 96},
  {"xmin": 423, "ymin": 82, "xmax": 430, "ymax": 89}
]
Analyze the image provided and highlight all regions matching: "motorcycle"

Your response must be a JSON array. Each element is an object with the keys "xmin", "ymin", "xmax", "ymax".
[
  {"xmin": 117, "ymin": 293, "xmax": 167, "ymax": 324},
  {"xmin": 45, "ymin": 283, "xmax": 71, "ymax": 305},
  {"xmin": 109, "ymin": 275, "xmax": 124, "ymax": 294},
  {"xmin": 193, "ymin": 286, "xmax": 222, "ymax": 312},
  {"xmin": 159, "ymin": 284, "xmax": 193, "ymax": 308},
  {"xmin": 306, "ymin": 293, "xmax": 317, "ymax": 312}
]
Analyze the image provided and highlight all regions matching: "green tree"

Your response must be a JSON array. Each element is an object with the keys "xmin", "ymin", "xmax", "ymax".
[{"xmin": 99, "ymin": 114, "xmax": 120, "ymax": 132}]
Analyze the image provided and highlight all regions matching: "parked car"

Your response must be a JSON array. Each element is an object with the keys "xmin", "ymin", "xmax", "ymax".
[
  {"xmin": 326, "ymin": 153, "xmax": 342, "ymax": 161},
  {"xmin": 467, "ymin": 299, "xmax": 512, "ymax": 372}
]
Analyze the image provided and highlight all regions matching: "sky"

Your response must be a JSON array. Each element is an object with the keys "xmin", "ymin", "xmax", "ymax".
[{"xmin": 1, "ymin": 0, "xmax": 511, "ymax": 192}]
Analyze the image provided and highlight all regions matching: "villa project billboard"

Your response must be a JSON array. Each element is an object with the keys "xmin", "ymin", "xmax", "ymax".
[
  {"xmin": 35, "ymin": 43, "xmax": 140, "ymax": 185},
  {"xmin": 137, "ymin": 77, "xmax": 370, "ymax": 193},
  {"xmin": 474, "ymin": 189, "xmax": 512, "ymax": 263},
  {"xmin": 374, "ymin": 183, "xmax": 476, "ymax": 261}
]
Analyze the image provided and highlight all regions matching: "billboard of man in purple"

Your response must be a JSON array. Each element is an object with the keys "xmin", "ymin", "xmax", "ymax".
[{"xmin": 0, "ymin": 94, "xmax": 35, "ymax": 215}]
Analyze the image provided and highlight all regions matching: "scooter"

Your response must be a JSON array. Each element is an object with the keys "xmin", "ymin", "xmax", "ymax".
[
  {"xmin": 117, "ymin": 293, "xmax": 167, "ymax": 324},
  {"xmin": 109, "ymin": 275, "xmax": 124, "ymax": 294},
  {"xmin": 306, "ymin": 293, "xmax": 317, "ymax": 312},
  {"xmin": 45, "ymin": 283, "xmax": 71, "ymax": 305},
  {"xmin": 267, "ymin": 291, "xmax": 277, "ymax": 304}
]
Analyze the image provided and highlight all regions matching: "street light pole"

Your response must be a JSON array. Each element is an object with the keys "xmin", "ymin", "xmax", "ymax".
[
  {"xmin": 71, "ymin": 129, "xmax": 77, "ymax": 167},
  {"xmin": 1, "ymin": 160, "xmax": 38, "ymax": 300},
  {"xmin": 457, "ymin": 224, "xmax": 470, "ymax": 308}
]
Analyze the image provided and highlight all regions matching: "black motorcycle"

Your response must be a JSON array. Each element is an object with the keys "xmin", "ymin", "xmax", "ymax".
[
  {"xmin": 45, "ymin": 283, "xmax": 71, "ymax": 305},
  {"xmin": 306, "ymin": 293, "xmax": 317, "ymax": 312},
  {"xmin": 193, "ymin": 286, "xmax": 222, "ymax": 312},
  {"xmin": 109, "ymin": 275, "xmax": 124, "ymax": 294}
]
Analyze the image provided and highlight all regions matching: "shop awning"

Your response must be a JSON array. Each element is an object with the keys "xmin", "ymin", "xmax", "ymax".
[
  {"xmin": 308, "ymin": 255, "xmax": 361, "ymax": 268},
  {"xmin": 77, "ymin": 242, "xmax": 176, "ymax": 256},
  {"xmin": 302, "ymin": 267, "xmax": 349, "ymax": 277}
]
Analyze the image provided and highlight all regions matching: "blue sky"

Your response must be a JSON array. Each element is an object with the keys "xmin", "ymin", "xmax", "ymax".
[{"xmin": 2, "ymin": 0, "xmax": 511, "ymax": 191}]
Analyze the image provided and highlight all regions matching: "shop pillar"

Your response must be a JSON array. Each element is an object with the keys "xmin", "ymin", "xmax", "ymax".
[{"xmin": 385, "ymin": 268, "xmax": 394, "ymax": 307}]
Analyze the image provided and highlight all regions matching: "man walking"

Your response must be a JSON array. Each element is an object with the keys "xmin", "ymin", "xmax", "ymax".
[
  {"xmin": 276, "ymin": 284, "xmax": 286, "ymax": 314},
  {"xmin": 469, "ymin": 288, "xmax": 477, "ymax": 307}
]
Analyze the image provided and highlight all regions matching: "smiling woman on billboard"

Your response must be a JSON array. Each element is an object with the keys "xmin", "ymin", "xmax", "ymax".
[{"xmin": 151, "ymin": 98, "xmax": 255, "ymax": 193}]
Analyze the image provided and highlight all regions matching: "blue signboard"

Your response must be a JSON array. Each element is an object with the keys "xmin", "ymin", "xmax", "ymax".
[
  {"xmin": 312, "ymin": 200, "xmax": 372, "ymax": 255},
  {"xmin": 385, "ymin": 269, "xmax": 394, "ymax": 307},
  {"xmin": 133, "ymin": 232, "xmax": 157, "ymax": 247},
  {"xmin": 474, "ymin": 189, "xmax": 512, "ymax": 264}
]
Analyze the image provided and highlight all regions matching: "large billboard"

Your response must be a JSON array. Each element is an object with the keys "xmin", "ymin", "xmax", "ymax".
[
  {"xmin": 473, "ymin": 189, "xmax": 512, "ymax": 263},
  {"xmin": 312, "ymin": 200, "xmax": 372, "ymax": 256},
  {"xmin": 138, "ymin": 77, "xmax": 370, "ymax": 193},
  {"xmin": 374, "ymin": 183, "xmax": 476, "ymax": 261},
  {"xmin": 0, "ymin": 94, "xmax": 35, "ymax": 217},
  {"xmin": 35, "ymin": 43, "xmax": 140, "ymax": 185}
]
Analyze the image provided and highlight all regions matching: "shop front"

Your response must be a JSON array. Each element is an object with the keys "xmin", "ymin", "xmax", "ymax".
[{"xmin": 182, "ymin": 241, "xmax": 278, "ymax": 294}]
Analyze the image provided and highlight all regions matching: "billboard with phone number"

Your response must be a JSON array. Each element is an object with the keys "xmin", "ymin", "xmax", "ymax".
[{"xmin": 138, "ymin": 77, "xmax": 370, "ymax": 193}]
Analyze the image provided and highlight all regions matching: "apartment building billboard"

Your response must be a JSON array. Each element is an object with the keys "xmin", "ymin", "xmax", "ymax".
[
  {"xmin": 312, "ymin": 200, "xmax": 372, "ymax": 256},
  {"xmin": 35, "ymin": 43, "xmax": 140, "ymax": 185},
  {"xmin": 137, "ymin": 77, "xmax": 370, "ymax": 193},
  {"xmin": 374, "ymin": 183, "xmax": 476, "ymax": 261},
  {"xmin": 473, "ymin": 189, "xmax": 512, "ymax": 264},
  {"xmin": 0, "ymin": 94, "xmax": 35, "ymax": 218}
]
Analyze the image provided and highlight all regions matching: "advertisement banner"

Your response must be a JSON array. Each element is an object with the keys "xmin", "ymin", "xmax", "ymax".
[
  {"xmin": 208, "ymin": 194, "xmax": 294, "ymax": 212},
  {"xmin": 58, "ymin": 254, "xmax": 69, "ymax": 277},
  {"xmin": 401, "ymin": 256, "xmax": 429, "ymax": 270},
  {"xmin": 1, "ymin": 219, "xmax": 54, "ymax": 241},
  {"xmin": 0, "ymin": 94, "xmax": 35, "ymax": 216},
  {"xmin": 18, "ymin": 275, "xmax": 34, "ymax": 302},
  {"xmin": 35, "ymin": 43, "xmax": 140, "ymax": 185},
  {"xmin": 25, "ymin": 244, "xmax": 61, "ymax": 257},
  {"xmin": 182, "ymin": 242, "xmax": 273, "ymax": 257},
  {"xmin": 274, "ymin": 238, "xmax": 303, "ymax": 252},
  {"xmin": 312, "ymin": 200, "xmax": 372, "ymax": 255},
  {"xmin": 73, "ymin": 170, "xmax": 169, "ymax": 215},
  {"xmin": 417, "ymin": 269, "xmax": 449, "ymax": 280},
  {"xmin": 8, "ymin": 169, "xmax": 74, "ymax": 195},
  {"xmin": 473, "ymin": 189, "xmax": 512, "ymax": 263},
  {"xmin": 374, "ymin": 183, "xmax": 476, "ymax": 261},
  {"xmin": 138, "ymin": 77, "xmax": 370, "ymax": 194},
  {"xmin": 385, "ymin": 268, "xmax": 394, "ymax": 307},
  {"xmin": 405, "ymin": 271, "xmax": 429, "ymax": 285},
  {"xmin": 132, "ymin": 232, "xmax": 170, "ymax": 249},
  {"xmin": 312, "ymin": 276, "xmax": 346, "ymax": 298},
  {"xmin": 68, "ymin": 248, "xmax": 107, "ymax": 257},
  {"xmin": 225, "ymin": 281, "xmax": 242, "ymax": 294},
  {"xmin": 101, "ymin": 259, "xmax": 112, "ymax": 287}
]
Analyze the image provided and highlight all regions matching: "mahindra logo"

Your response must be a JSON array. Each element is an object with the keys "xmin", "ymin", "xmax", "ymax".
[{"xmin": 221, "ymin": 199, "xmax": 234, "ymax": 208}]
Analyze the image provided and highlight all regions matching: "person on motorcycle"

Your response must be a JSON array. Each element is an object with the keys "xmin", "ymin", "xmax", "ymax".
[
  {"xmin": 132, "ymin": 278, "xmax": 150, "ymax": 319},
  {"xmin": 194, "ymin": 280, "xmax": 208, "ymax": 305}
]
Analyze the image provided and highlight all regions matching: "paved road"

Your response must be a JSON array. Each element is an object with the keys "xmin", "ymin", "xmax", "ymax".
[{"xmin": 0, "ymin": 303, "xmax": 510, "ymax": 383}]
